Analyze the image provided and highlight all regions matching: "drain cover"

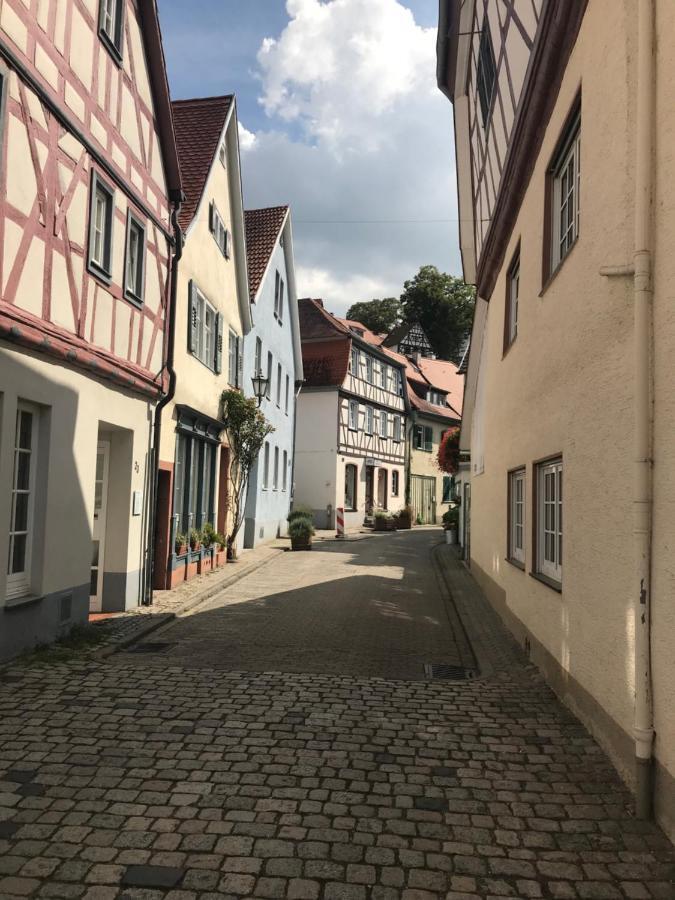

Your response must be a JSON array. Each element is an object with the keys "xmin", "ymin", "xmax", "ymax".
[
  {"xmin": 129, "ymin": 642, "xmax": 174, "ymax": 654},
  {"xmin": 424, "ymin": 663, "xmax": 476, "ymax": 680}
]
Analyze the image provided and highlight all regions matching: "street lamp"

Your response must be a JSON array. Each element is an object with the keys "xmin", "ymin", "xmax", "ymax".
[{"xmin": 251, "ymin": 369, "xmax": 269, "ymax": 407}]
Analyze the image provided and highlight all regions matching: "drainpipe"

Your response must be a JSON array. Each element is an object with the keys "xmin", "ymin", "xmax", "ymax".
[
  {"xmin": 143, "ymin": 200, "xmax": 183, "ymax": 605},
  {"xmin": 633, "ymin": 0, "xmax": 655, "ymax": 819}
]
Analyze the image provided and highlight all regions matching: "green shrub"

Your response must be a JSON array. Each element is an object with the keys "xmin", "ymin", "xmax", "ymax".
[
  {"xmin": 442, "ymin": 507, "xmax": 459, "ymax": 529},
  {"xmin": 374, "ymin": 510, "xmax": 388, "ymax": 520},
  {"xmin": 289, "ymin": 517, "xmax": 315, "ymax": 539},
  {"xmin": 288, "ymin": 505, "xmax": 313, "ymax": 524},
  {"xmin": 201, "ymin": 522, "xmax": 215, "ymax": 547},
  {"xmin": 174, "ymin": 531, "xmax": 187, "ymax": 554},
  {"xmin": 189, "ymin": 528, "xmax": 201, "ymax": 549}
]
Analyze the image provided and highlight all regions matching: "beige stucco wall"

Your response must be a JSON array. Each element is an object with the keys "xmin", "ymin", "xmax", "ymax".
[
  {"xmin": 410, "ymin": 414, "xmax": 455, "ymax": 523},
  {"xmin": 294, "ymin": 389, "xmax": 339, "ymax": 523},
  {"xmin": 464, "ymin": 0, "xmax": 674, "ymax": 838}
]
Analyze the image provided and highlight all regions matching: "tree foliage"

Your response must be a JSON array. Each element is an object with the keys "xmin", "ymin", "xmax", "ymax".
[
  {"xmin": 437, "ymin": 426, "xmax": 461, "ymax": 475},
  {"xmin": 221, "ymin": 390, "xmax": 274, "ymax": 550},
  {"xmin": 345, "ymin": 297, "xmax": 401, "ymax": 334},
  {"xmin": 400, "ymin": 265, "xmax": 475, "ymax": 363}
]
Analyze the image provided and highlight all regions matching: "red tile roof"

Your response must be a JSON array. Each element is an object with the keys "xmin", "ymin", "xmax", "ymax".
[
  {"xmin": 171, "ymin": 95, "xmax": 233, "ymax": 231},
  {"xmin": 298, "ymin": 298, "xmax": 351, "ymax": 341},
  {"xmin": 337, "ymin": 318, "xmax": 386, "ymax": 346},
  {"xmin": 244, "ymin": 206, "xmax": 289, "ymax": 300},
  {"xmin": 416, "ymin": 356, "xmax": 464, "ymax": 414},
  {"xmin": 301, "ymin": 338, "xmax": 351, "ymax": 387}
]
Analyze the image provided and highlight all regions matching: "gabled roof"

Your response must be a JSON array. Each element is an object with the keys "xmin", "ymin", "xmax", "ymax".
[
  {"xmin": 409, "ymin": 390, "xmax": 461, "ymax": 421},
  {"xmin": 417, "ymin": 356, "xmax": 464, "ymax": 415},
  {"xmin": 298, "ymin": 298, "xmax": 351, "ymax": 341},
  {"xmin": 337, "ymin": 318, "xmax": 386, "ymax": 346},
  {"xmin": 244, "ymin": 206, "xmax": 289, "ymax": 300},
  {"xmin": 383, "ymin": 320, "xmax": 434, "ymax": 355},
  {"xmin": 171, "ymin": 95, "xmax": 234, "ymax": 231}
]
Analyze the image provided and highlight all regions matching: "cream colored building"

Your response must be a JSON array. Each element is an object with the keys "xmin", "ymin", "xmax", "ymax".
[
  {"xmin": 154, "ymin": 96, "xmax": 251, "ymax": 589},
  {"xmin": 439, "ymin": 0, "xmax": 675, "ymax": 837},
  {"xmin": 0, "ymin": 0, "xmax": 180, "ymax": 658}
]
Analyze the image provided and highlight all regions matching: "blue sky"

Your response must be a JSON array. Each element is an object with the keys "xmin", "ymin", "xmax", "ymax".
[{"xmin": 157, "ymin": 0, "xmax": 459, "ymax": 314}]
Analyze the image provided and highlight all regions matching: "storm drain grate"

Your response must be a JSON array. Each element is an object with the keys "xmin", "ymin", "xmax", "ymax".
[
  {"xmin": 424, "ymin": 663, "xmax": 476, "ymax": 681},
  {"xmin": 129, "ymin": 642, "xmax": 175, "ymax": 654}
]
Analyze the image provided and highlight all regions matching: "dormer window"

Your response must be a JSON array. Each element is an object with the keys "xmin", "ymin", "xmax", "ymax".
[
  {"xmin": 209, "ymin": 202, "xmax": 231, "ymax": 259},
  {"xmin": 427, "ymin": 389, "xmax": 446, "ymax": 406},
  {"xmin": 98, "ymin": 0, "xmax": 124, "ymax": 64}
]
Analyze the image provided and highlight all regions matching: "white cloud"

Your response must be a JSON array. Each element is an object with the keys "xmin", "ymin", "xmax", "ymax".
[
  {"xmin": 238, "ymin": 122, "xmax": 257, "ymax": 152},
  {"xmin": 239, "ymin": 0, "xmax": 460, "ymax": 316}
]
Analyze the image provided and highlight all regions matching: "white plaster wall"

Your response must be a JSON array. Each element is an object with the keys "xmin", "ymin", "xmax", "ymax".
[{"xmin": 294, "ymin": 389, "xmax": 339, "ymax": 524}]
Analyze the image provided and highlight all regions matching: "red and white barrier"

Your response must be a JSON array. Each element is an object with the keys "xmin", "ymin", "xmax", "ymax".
[{"xmin": 336, "ymin": 507, "xmax": 345, "ymax": 538}]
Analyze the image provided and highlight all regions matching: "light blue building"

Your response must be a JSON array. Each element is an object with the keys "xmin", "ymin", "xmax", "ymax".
[{"xmin": 241, "ymin": 207, "xmax": 303, "ymax": 548}]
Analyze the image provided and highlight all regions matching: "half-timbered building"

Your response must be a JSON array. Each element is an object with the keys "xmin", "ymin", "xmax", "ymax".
[
  {"xmin": 295, "ymin": 299, "xmax": 408, "ymax": 531},
  {"xmin": 438, "ymin": 0, "xmax": 675, "ymax": 836},
  {"xmin": 0, "ymin": 0, "xmax": 181, "ymax": 658},
  {"xmin": 154, "ymin": 95, "xmax": 251, "ymax": 589}
]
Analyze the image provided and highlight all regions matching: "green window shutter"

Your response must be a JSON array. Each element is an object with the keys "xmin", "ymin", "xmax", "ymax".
[
  {"xmin": 214, "ymin": 312, "xmax": 223, "ymax": 373},
  {"xmin": 188, "ymin": 281, "xmax": 199, "ymax": 353}
]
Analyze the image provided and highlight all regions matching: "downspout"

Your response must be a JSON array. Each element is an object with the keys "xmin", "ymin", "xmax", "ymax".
[
  {"xmin": 143, "ymin": 200, "xmax": 183, "ymax": 605},
  {"xmin": 633, "ymin": 0, "xmax": 655, "ymax": 819}
]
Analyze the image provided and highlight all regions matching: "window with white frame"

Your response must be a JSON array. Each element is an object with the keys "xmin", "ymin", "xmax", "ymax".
[
  {"xmin": 219, "ymin": 140, "xmax": 227, "ymax": 167},
  {"xmin": 344, "ymin": 464, "xmax": 357, "ymax": 511},
  {"xmin": 209, "ymin": 202, "xmax": 231, "ymax": 258},
  {"xmin": 476, "ymin": 25, "xmax": 496, "ymax": 127},
  {"xmin": 348, "ymin": 400, "xmax": 359, "ymax": 431},
  {"xmin": 380, "ymin": 363, "xmax": 388, "ymax": 389},
  {"xmin": 536, "ymin": 458, "xmax": 562, "ymax": 584},
  {"xmin": 7, "ymin": 402, "xmax": 39, "ymax": 600},
  {"xmin": 365, "ymin": 356, "xmax": 374, "ymax": 384},
  {"xmin": 351, "ymin": 346, "xmax": 359, "ymax": 374},
  {"xmin": 254, "ymin": 337, "xmax": 262, "ymax": 375},
  {"xmin": 414, "ymin": 424, "xmax": 433, "ymax": 451},
  {"xmin": 274, "ymin": 271, "xmax": 285, "ymax": 321},
  {"xmin": 285, "ymin": 375, "xmax": 290, "ymax": 414},
  {"xmin": 394, "ymin": 369, "xmax": 403, "ymax": 397},
  {"xmin": 266, "ymin": 351, "xmax": 273, "ymax": 399},
  {"xmin": 276, "ymin": 363, "xmax": 282, "ymax": 406},
  {"xmin": 282, "ymin": 450, "xmax": 288, "ymax": 491},
  {"xmin": 427, "ymin": 390, "xmax": 446, "ymax": 406},
  {"xmin": 551, "ymin": 115, "xmax": 580, "ymax": 272},
  {"xmin": 506, "ymin": 251, "xmax": 520, "ymax": 348},
  {"xmin": 508, "ymin": 468, "xmax": 525, "ymax": 565},
  {"xmin": 88, "ymin": 173, "xmax": 114, "ymax": 280},
  {"xmin": 365, "ymin": 406, "xmax": 373, "ymax": 435},
  {"xmin": 98, "ymin": 0, "xmax": 124, "ymax": 61},
  {"xmin": 380, "ymin": 411, "xmax": 388, "ymax": 439},
  {"xmin": 392, "ymin": 470, "xmax": 399, "ymax": 497},
  {"xmin": 228, "ymin": 330, "xmax": 239, "ymax": 386},
  {"xmin": 189, "ymin": 283, "xmax": 222, "ymax": 372},
  {"xmin": 393, "ymin": 416, "xmax": 402, "ymax": 443},
  {"xmin": 262, "ymin": 442, "xmax": 270, "ymax": 489},
  {"xmin": 124, "ymin": 213, "xmax": 145, "ymax": 305},
  {"xmin": 273, "ymin": 446, "xmax": 279, "ymax": 490}
]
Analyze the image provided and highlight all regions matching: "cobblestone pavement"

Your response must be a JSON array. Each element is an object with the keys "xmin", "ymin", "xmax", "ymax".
[{"xmin": 0, "ymin": 531, "xmax": 672, "ymax": 900}]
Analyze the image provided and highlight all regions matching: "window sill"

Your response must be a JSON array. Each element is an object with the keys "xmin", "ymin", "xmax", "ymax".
[
  {"xmin": 4, "ymin": 593, "xmax": 45, "ymax": 611},
  {"xmin": 506, "ymin": 557, "xmax": 525, "ymax": 572},
  {"xmin": 529, "ymin": 571, "xmax": 562, "ymax": 593},
  {"xmin": 502, "ymin": 335, "xmax": 517, "ymax": 359},
  {"xmin": 87, "ymin": 259, "xmax": 113, "ymax": 286},
  {"xmin": 540, "ymin": 236, "xmax": 579, "ymax": 297}
]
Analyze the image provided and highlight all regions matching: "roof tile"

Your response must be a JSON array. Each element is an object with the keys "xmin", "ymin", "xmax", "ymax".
[{"xmin": 244, "ymin": 207, "xmax": 289, "ymax": 300}]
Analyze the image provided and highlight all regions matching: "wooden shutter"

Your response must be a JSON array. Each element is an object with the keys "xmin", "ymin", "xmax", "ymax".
[
  {"xmin": 237, "ymin": 336, "xmax": 244, "ymax": 388},
  {"xmin": 215, "ymin": 313, "xmax": 223, "ymax": 374},
  {"xmin": 188, "ymin": 281, "xmax": 199, "ymax": 353}
]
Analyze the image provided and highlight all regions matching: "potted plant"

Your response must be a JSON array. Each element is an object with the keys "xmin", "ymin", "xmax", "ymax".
[
  {"xmin": 189, "ymin": 528, "xmax": 201, "ymax": 552},
  {"xmin": 214, "ymin": 532, "xmax": 227, "ymax": 567},
  {"xmin": 174, "ymin": 531, "xmax": 188, "ymax": 556},
  {"xmin": 374, "ymin": 511, "xmax": 397, "ymax": 532},
  {"xmin": 442, "ymin": 507, "xmax": 459, "ymax": 545},
  {"xmin": 288, "ymin": 505, "xmax": 314, "ymax": 525},
  {"xmin": 395, "ymin": 506, "xmax": 413, "ymax": 530},
  {"xmin": 289, "ymin": 515, "xmax": 315, "ymax": 551}
]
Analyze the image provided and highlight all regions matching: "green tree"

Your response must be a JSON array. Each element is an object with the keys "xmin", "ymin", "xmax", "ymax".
[
  {"xmin": 346, "ymin": 297, "xmax": 401, "ymax": 334},
  {"xmin": 221, "ymin": 390, "xmax": 274, "ymax": 555},
  {"xmin": 400, "ymin": 265, "xmax": 475, "ymax": 362}
]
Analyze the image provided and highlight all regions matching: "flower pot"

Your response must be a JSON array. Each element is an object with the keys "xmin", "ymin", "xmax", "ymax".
[
  {"xmin": 175, "ymin": 544, "xmax": 188, "ymax": 557},
  {"xmin": 445, "ymin": 528, "xmax": 457, "ymax": 545},
  {"xmin": 291, "ymin": 537, "xmax": 312, "ymax": 551},
  {"xmin": 374, "ymin": 519, "xmax": 387, "ymax": 532}
]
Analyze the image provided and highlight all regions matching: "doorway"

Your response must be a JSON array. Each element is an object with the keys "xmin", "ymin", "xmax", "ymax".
[
  {"xmin": 365, "ymin": 465, "xmax": 375, "ymax": 514},
  {"xmin": 90, "ymin": 440, "xmax": 110, "ymax": 611},
  {"xmin": 377, "ymin": 468, "xmax": 388, "ymax": 510},
  {"xmin": 410, "ymin": 474, "xmax": 436, "ymax": 524}
]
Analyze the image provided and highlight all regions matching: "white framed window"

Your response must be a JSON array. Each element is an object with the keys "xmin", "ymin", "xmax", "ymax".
[
  {"xmin": 393, "ymin": 416, "xmax": 402, "ymax": 443},
  {"xmin": 273, "ymin": 446, "xmax": 279, "ymax": 490},
  {"xmin": 7, "ymin": 402, "xmax": 39, "ymax": 601},
  {"xmin": 506, "ymin": 251, "xmax": 519, "ymax": 348},
  {"xmin": 392, "ymin": 471, "xmax": 400, "ymax": 497},
  {"xmin": 285, "ymin": 375, "xmax": 290, "ymax": 414},
  {"xmin": 380, "ymin": 364, "xmax": 388, "ymax": 389},
  {"xmin": 414, "ymin": 425, "xmax": 433, "ymax": 452},
  {"xmin": 274, "ymin": 271, "xmax": 285, "ymax": 321},
  {"xmin": 254, "ymin": 337, "xmax": 262, "ymax": 375},
  {"xmin": 508, "ymin": 468, "xmax": 525, "ymax": 565},
  {"xmin": 228, "ymin": 330, "xmax": 239, "ymax": 386},
  {"xmin": 276, "ymin": 364, "xmax": 282, "ymax": 406},
  {"xmin": 394, "ymin": 369, "xmax": 403, "ymax": 397},
  {"xmin": 365, "ymin": 406, "xmax": 373, "ymax": 435},
  {"xmin": 124, "ymin": 212, "xmax": 145, "ymax": 305},
  {"xmin": 348, "ymin": 400, "xmax": 359, "ymax": 431},
  {"xmin": 189, "ymin": 283, "xmax": 222, "ymax": 373},
  {"xmin": 365, "ymin": 356, "xmax": 374, "ymax": 384},
  {"xmin": 98, "ymin": 0, "xmax": 124, "ymax": 62},
  {"xmin": 551, "ymin": 118, "xmax": 580, "ymax": 272},
  {"xmin": 380, "ymin": 411, "xmax": 388, "ymax": 439},
  {"xmin": 536, "ymin": 458, "xmax": 563, "ymax": 584},
  {"xmin": 219, "ymin": 140, "xmax": 227, "ymax": 167},
  {"xmin": 427, "ymin": 390, "xmax": 446, "ymax": 406},
  {"xmin": 209, "ymin": 202, "xmax": 231, "ymax": 258},
  {"xmin": 262, "ymin": 442, "xmax": 270, "ymax": 490},
  {"xmin": 282, "ymin": 450, "xmax": 288, "ymax": 491},
  {"xmin": 88, "ymin": 173, "xmax": 114, "ymax": 280},
  {"xmin": 345, "ymin": 463, "xmax": 357, "ymax": 511},
  {"xmin": 266, "ymin": 351, "xmax": 273, "ymax": 399},
  {"xmin": 351, "ymin": 347, "xmax": 359, "ymax": 374}
]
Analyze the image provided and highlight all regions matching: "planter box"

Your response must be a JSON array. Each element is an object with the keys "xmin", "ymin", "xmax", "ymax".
[
  {"xmin": 375, "ymin": 519, "xmax": 397, "ymax": 532},
  {"xmin": 200, "ymin": 549, "xmax": 213, "ymax": 574},
  {"xmin": 396, "ymin": 515, "xmax": 412, "ymax": 530},
  {"xmin": 291, "ymin": 538, "xmax": 312, "ymax": 551}
]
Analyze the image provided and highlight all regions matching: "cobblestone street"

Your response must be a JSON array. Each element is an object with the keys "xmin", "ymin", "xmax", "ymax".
[{"xmin": 0, "ymin": 532, "xmax": 672, "ymax": 900}]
